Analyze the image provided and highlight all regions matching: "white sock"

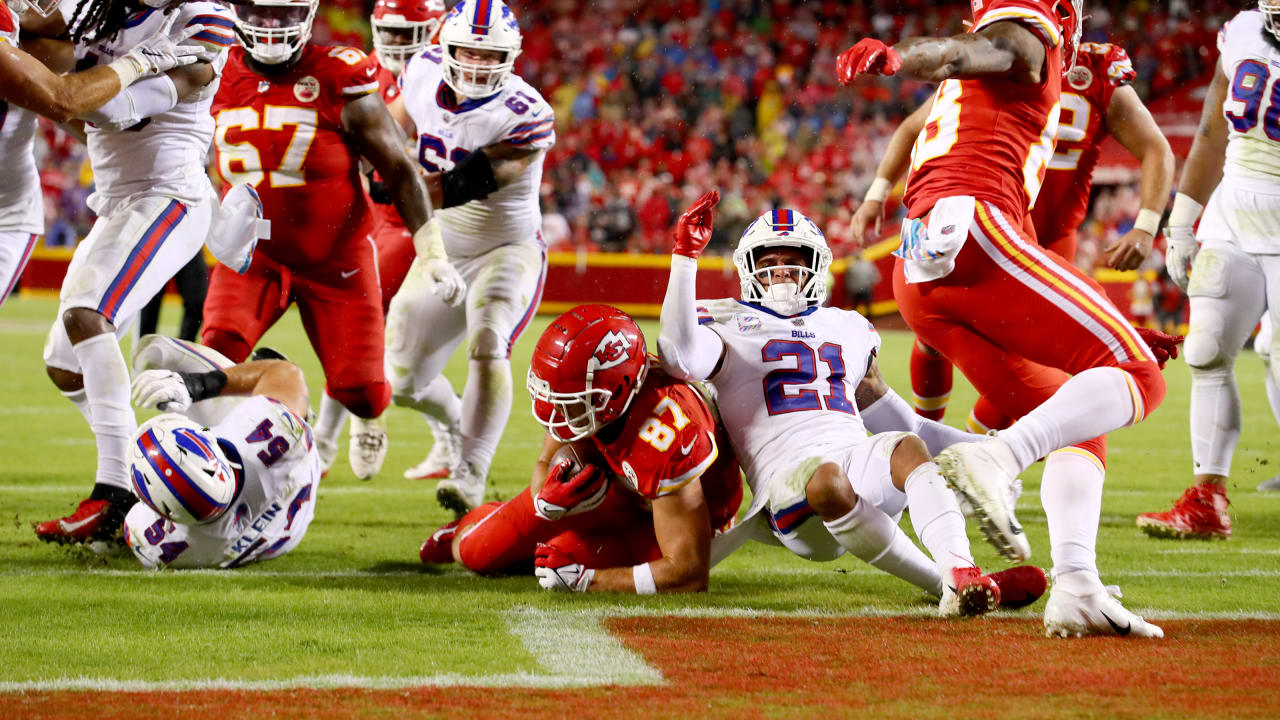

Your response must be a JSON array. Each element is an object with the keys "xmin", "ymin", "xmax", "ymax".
[
  {"xmin": 997, "ymin": 367, "xmax": 1139, "ymax": 471},
  {"xmin": 824, "ymin": 499, "xmax": 942, "ymax": 595},
  {"xmin": 314, "ymin": 390, "xmax": 349, "ymax": 450},
  {"xmin": 71, "ymin": 333, "xmax": 136, "ymax": 492},
  {"xmin": 1040, "ymin": 448, "xmax": 1103, "ymax": 577},
  {"xmin": 1189, "ymin": 366, "xmax": 1239, "ymax": 477},
  {"xmin": 460, "ymin": 358, "xmax": 511, "ymax": 478},
  {"xmin": 1263, "ymin": 362, "xmax": 1280, "ymax": 428},
  {"xmin": 62, "ymin": 388, "xmax": 92, "ymax": 426},
  {"xmin": 903, "ymin": 462, "xmax": 973, "ymax": 577}
]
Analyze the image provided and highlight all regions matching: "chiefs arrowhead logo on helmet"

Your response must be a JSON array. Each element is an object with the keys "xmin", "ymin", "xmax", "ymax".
[{"xmin": 592, "ymin": 331, "xmax": 632, "ymax": 371}]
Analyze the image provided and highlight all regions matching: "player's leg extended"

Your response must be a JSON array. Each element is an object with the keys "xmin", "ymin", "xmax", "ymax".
[
  {"xmin": 449, "ymin": 244, "xmax": 546, "ymax": 508},
  {"xmin": 386, "ymin": 255, "xmax": 468, "ymax": 479},
  {"xmin": 0, "ymin": 232, "xmax": 37, "ymax": 309},
  {"xmin": 39, "ymin": 197, "xmax": 209, "ymax": 545},
  {"xmin": 909, "ymin": 340, "xmax": 953, "ymax": 420},
  {"xmin": 1137, "ymin": 244, "xmax": 1265, "ymax": 538}
]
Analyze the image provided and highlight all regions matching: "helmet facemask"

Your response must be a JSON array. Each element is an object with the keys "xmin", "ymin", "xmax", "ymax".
[
  {"xmin": 1263, "ymin": 0, "xmax": 1280, "ymax": 42},
  {"xmin": 437, "ymin": 0, "xmax": 522, "ymax": 98},
  {"xmin": 234, "ymin": 0, "xmax": 318, "ymax": 66},
  {"xmin": 372, "ymin": 14, "xmax": 441, "ymax": 75},
  {"xmin": 733, "ymin": 210, "xmax": 832, "ymax": 316}
]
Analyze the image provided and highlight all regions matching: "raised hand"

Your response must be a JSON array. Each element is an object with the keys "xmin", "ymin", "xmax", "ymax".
[{"xmin": 671, "ymin": 189, "xmax": 720, "ymax": 259}]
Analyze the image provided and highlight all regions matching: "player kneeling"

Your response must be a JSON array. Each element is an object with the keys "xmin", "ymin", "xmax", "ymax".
[
  {"xmin": 419, "ymin": 304, "xmax": 743, "ymax": 594},
  {"xmin": 124, "ymin": 338, "xmax": 320, "ymax": 569}
]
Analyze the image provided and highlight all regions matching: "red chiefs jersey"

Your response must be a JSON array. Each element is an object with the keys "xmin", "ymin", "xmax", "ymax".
[
  {"xmin": 590, "ymin": 367, "xmax": 742, "ymax": 532},
  {"xmin": 904, "ymin": 0, "xmax": 1065, "ymax": 221},
  {"xmin": 1031, "ymin": 42, "xmax": 1136, "ymax": 245},
  {"xmin": 367, "ymin": 51, "xmax": 408, "ymax": 232},
  {"xmin": 211, "ymin": 45, "xmax": 382, "ymax": 267}
]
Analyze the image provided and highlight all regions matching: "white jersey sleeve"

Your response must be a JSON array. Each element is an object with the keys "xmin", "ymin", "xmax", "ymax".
[
  {"xmin": 0, "ymin": 4, "xmax": 42, "ymax": 234},
  {"xmin": 703, "ymin": 302, "xmax": 879, "ymax": 491},
  {"xmin": 122, "ymin": 395, "xmax": 321, "ymax": 569},
  {"xmin": 401, "ymin": 45, "xmax": 553, "ymax": 257},
  {"xmin": 76, "ymin": 1, "xmax": 231, "ymax": 213},
  {"xmin": 1218, "ymin": 11, "xmax": 1280, "ymax": 185}
]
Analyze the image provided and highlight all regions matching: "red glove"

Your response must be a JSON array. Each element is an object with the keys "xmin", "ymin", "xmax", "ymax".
[
  {"xmin": 836, "ymin": 38, "xmax": 902, "ymax": 84},
  {"xmin": 534, "ymin": 459, "xmax": 608, "ymax": 521},
  {"xmin": 671, "ymin": 189, "xmax": 720, "ymax": 259},
  {"xmin": 1136, "ymin": 327, "xmax": 1184, "ymax": 369}
]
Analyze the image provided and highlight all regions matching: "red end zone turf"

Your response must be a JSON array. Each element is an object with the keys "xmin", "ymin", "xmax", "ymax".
[{"xmin": 6, "ymin": 618, "xmax": 1280, "ymax": 720}]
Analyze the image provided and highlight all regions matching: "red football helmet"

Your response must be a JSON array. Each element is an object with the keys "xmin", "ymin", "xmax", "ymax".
[
  {"xmin": 371, "ymin": 0, "xmax": 446, "ymax": 75},
  {"xmin": 527, "ymin": 304, "xmax": 649, "ymax": 442}
]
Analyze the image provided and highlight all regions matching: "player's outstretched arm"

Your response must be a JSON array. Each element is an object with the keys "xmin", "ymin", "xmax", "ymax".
[
  {"xmin": 588, "ymin": 479, "xmax": 713, "ymax": 593},
  {"xmin": 133, "ymin": 360, "xmax": 309, "ymax": 420},
  {"xmin": 0, "ymin": 14, "xmax": 211, "ymax": 123},
  {"xmin": 851, "ymin": 100, "xmax": 930, "ymax": 247},
  {"xmin": 80, "ymin": 61, "xmax": 215, "ymax": 131},
  {"xmin": 838, "ymin": 21, "xmax": 1044, "ymax": 85},
  {"xmin": 419, "ymin": 142, "xmax": 542, "ymax": 210},
  {"xmin": 1164, "ymin": 60, "xmax": 1230, "ymax": 290},
  {"xmin": 658, "ymin": 191, "xmax": 727, "ymax": 381},
  {"xmin": 856, "ymin": 353, "xmax": 972, "ymax": 455},
  {"xmin": 1103, "ymin": 85, "xmax": 1175, "ymax": 270}
]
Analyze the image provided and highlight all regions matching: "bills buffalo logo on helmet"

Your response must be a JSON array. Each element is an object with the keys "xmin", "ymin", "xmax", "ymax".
[{"xmin": 592, "ymin": 331, "xmax": 632, "ymax": 370}]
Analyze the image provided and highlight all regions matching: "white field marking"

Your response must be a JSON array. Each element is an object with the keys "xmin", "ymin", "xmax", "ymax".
[
  {"xmin": 5, "ymin": 604, "xmax": 1280, "ymax": 694},
  {"xmin": 0, "ymin": 484, "xmax": 428, "ymax": 495},
  {"xmin": 0, "ymin": 407, "xmax": 78, "ymax": 415},
  {"xmin": 1158, "ymin": 547, "xmax": 1280, "ymax": 555}
]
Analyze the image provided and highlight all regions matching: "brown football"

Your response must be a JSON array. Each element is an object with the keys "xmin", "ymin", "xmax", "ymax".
[{"xmin": 549, "ymin": 441, "xmax": 608, "ymax": 476}]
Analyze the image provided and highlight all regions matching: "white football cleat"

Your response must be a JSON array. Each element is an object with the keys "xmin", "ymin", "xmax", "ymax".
[
  {"xmin": 1043, "ymin": 571, "xmax": 1163, "ymax": 639},
  {"xmin": 436, "ymin": 460, "xmax": 485, "ymax": 518},
  {"xmin": 403, "ymin": 419, "xmax": 462, "ymax": 480},
  {"xmin": 936, "ymin": 439, "xmax": 1030, "ymax": 562},
  {"xmin": 348, "ymin": 414, "xmax": 388, "ymax": 481}
]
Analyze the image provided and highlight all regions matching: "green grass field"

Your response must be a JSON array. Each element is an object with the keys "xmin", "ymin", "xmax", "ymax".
[{"xmin": 2, "ymin": 293, "xmax": 1279, "ymax": 718}]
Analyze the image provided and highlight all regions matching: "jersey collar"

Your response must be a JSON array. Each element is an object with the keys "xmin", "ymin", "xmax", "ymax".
[
  {"xmin": 436, "ymin": 81, "xmax": 500, "ymax": 114},
  {"xmin": 735, "ymin": 300, "xmax": 820, "ymax": 320}
]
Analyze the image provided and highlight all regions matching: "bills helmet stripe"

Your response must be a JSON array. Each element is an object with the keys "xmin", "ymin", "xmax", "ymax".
[
  {"xmin": 138, "ymin": 430, "xmax": 221, "ymax": 521},
  {"xmin": 472, "ymin": 0, "xmax": 491, "ymax": 34}
]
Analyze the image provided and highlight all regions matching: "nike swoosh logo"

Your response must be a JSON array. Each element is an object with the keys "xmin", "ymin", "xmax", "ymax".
[
  {"xmin": 679, "ymin": 440, "xmax": 695, "ymax": 455},
  {"xmin": 430, "ymin": 526, "xmax": 454, "ymax": 542},
  {"xmin": 340, "ymin": 269, "xmax": 360, "ymax": 278},
  {"xmin": 60, "ymin": 515, "xmax": 100, "ymax": 533},
  {"xmin": 1100, "ymin": 610, "xmax": 1131, "ymax": 636},
  {"xmin": 366, "ymin": 66, "xmax": 376, "ymax": 76}
]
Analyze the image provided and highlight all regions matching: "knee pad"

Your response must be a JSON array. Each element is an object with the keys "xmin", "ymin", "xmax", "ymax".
[
  {"xmin": 328, "ymin": 381, "xmax": 391, "ymax": 419},
  {"xmin": 468, "ymin": 327, "xmax": 508, "ymax": 361},
  {"xmin": 200, "ymin": 328, "xmax": 253, "ymax": 363},
  {"xmin": 1184, "ymin": 329, "xmax": 1227, "ymax": 371}
]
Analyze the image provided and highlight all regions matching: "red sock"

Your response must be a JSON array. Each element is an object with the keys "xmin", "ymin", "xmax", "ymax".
[
  {"xmin": 968, "ymin": 396, "xmax": 1014, "ymax": 433},
  {"xmin": 910, "ymin": 340, "xmax": 953, "ymax": 421}
]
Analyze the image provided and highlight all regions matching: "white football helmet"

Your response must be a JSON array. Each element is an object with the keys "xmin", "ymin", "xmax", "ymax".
[
  {"xmin": 233, "ymin": 0, "xmax": 319, "ymax": 65},
  {"xmin": 130, "ymin": 414, "xmax": 240, "ymax": 525},
  {"xmin": 5, "ymin": 0, "xmax": 62, "ymax": 17},
  {"xmin": 437, "ymin": 0, "xmax": 522, "ymax": 98},
  {"xmin": 1263, "ymin": 0, "xmax": 1280, "ymax": 42},
  {"xmin": 733, "ymin": 209, "xmax": 832, "ymax": 317}
]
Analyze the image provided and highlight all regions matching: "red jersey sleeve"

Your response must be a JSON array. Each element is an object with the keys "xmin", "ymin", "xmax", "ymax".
[
  {"xmin": 600, "ymin": 381, "xmax": 721, "ymax": 501},
  {"xmin": 1097, "ymin": 43, "xmax": 1136, "ymax": 88},
  {"xmin": 972, "ymin": 0, "xmax": 1063, "ymax": 49}
]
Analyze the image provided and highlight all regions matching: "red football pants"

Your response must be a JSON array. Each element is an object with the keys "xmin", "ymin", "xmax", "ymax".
[
  {"xmin": 201, "ymin": 245, "xmax": 391, "ymax": 418},
  {"xmin": 368, "ymin": 212, "xmax": 416, "ymax": 314}
]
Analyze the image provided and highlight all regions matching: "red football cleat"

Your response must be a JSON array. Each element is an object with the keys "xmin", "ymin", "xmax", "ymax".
[
  {"xmin": 943, "ymin": 566, "xmax": 1002, "ymax": 617},
  {"xmin": 1137, "ymin": 483, "xmax": 1232, "ymax": 540},
  {"xmin": 419, "ymin": 519, "xmax": 460, "ymax": 564},
  {"xmin": 988, "ymin": 565, "xmax": 1049, "ymax": 609},
  {"xmin": 35, "ymin": 498, "xmax": 123, "ymax": 545}
]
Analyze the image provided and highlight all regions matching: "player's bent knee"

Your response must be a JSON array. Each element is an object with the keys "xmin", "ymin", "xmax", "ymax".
[
  {"xmin": 328, "ymin": 381, "xmax": 391, "ymax": 419},
  {"xmin": 468, "ymin": 327, "xmax": 508, "ymax": 361},
  {"xmin": 1184, "ymin": 330, "xmax": 1226, "ymax": 371},
  {"xmin": 805, "ymin": 462, "xmax": 857, "ymax": 519},
  {"xmin": 61, "ymin": 307, "xmax": 112, "ymax": 344},
  {"xmin": 888, "ymin": 434, "xmax": 929, "ymax": 489},
  {"xmin": 201, "ymin": 328, "xmax": 253, "ymax": 363},
  {"xmin": 45, "ymin": 365, "xmax": 83, "ymax": 392},
  {"xmin": 1120, "ymin": 361, "xmax": 1166, "ymax": 421}
]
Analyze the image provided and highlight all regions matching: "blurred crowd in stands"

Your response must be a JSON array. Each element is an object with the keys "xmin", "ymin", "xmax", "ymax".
[{"xmin": 36, "ymin": 0, "xmax": 1243, "ymax": 280}]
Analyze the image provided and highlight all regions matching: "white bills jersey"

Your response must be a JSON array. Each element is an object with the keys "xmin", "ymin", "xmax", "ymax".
[
  {"xmin": 399, "ymin": 44, "xmax": 554, "ymax": 258},
  {"xmin": 72, "ymin": 2, "xmax": 232, "ymax": 213},
  {"xmin": 123, "ymin": 396, "xmax": 321, "ymax": 569},
  {"xmin": 698, "ymin": 300, "xmax": 881, "ymax": 491},
  {"xmin": 1219, "ymin": 11, "xmax": 1280, "ymax": 187},
  {"xmin": 0, "ymin": 4, "xmax": 42, "ymax": 234}
]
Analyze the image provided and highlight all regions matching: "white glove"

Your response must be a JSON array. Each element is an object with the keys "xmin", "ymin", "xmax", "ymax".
[
  {"xmin": 131, "ymin": 369, "xmax": 193, "ymax": 413},
  {"xmin": 534, "ymin": 543, "xmax": 595, "ymax": 592},
  {"xmin": 412, "ymin": 216, "xmax": 467, "ymax": 306},
  {"xmin": 1164, "ymin": 225, "xmax": 1198, "ymax": 292},
  {"xmin": 108, "ymin": 14, "xmax": 215, "ymax": 86}
]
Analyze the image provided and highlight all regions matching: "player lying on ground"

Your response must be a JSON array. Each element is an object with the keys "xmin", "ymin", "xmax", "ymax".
[
  {"xmin": 124, "ymin": 335, "xmax": 320, "ymax": 569},
  {"xmin": 1138, "ymin": 3, "xmax": 1280, "ymax": 538},
  {"xmin": 419, "ymin": 304, "xmax": 743, "ymax": 594},
  {"xmin": 657, "ymin": 193, "xmax": 1047, "ymax": 617}
]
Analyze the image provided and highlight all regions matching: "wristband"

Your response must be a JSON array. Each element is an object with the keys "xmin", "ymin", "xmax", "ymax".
[
  {"xmin": 632, "ymin": 562, "xmax": 657, "ymax": 595},
  {"xmin": 177, "ymin": 369, "xmax": 228, "ymax": 402},
  {"xmin": 1133, "ymin": 208, "xmax": 1161, "ymax": 236},
  {"xmin": 864, "ymin": 177, "xmax": 891, "ymax": 204},
  {"xmin": 439, "ymin": 150, "xmax": 499, "ymax": 208},
  {"xmin": 106, "ymin": 56, "xmax": 144, "ymax": 88},
  {"xmin": 1167, "ymin": 192, "xmax": 1204, "ymax": 230}
]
